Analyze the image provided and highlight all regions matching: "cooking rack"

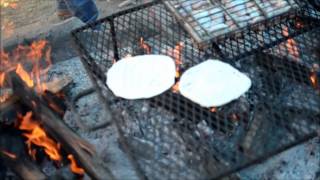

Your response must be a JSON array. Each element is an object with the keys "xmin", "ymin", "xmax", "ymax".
[
  {"xmin": 72, "ymin": 1, "xmax": 320, "ymax": 179},
  {"xmin": 163, "ymin": 0, "xmax": 301, "ymax": 46}
]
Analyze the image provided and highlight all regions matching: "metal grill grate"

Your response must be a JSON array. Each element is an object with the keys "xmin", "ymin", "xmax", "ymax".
[
  {"xmin": 163, "ymin": 0, "xmax": 300, "ymax": 46},
  {"xmin": 72, "ymin": 1, "xmax": 320, "ymax": 179}
]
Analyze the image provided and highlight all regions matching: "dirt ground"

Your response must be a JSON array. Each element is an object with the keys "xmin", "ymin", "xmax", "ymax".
[
  {"xmin": 1, "ymin": 0, "xmax": 131, "ymax": 29},
  {"xmin": 1, "ymin": 0, "xmax": 150, "ymax": 44}
]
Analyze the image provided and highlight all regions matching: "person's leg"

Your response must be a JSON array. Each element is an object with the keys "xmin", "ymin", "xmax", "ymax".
[
  {"xmin": 56, "ymin": 0, "xmax": 73, "ymax": 20},
  {"xmin": 63, "ymin": 0, "xmax": 99, "ymax": 24}
]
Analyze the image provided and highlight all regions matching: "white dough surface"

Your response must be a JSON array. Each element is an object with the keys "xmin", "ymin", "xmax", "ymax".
[
  {"xmin": 106, "ymin": 55, "xmax": 176, "ymax": 99},
  {"xmin": 179, "ymin": 60, "xmax": 252, "ymax": 107}
]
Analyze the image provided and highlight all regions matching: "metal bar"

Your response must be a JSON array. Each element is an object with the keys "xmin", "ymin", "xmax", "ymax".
[
  {"xmin": 174, "ymin": 0, "xmax": 210, "ymax": 35},
  {"xmin": 109, "ymin": 19, "xmax": 120, "ymax": 60},
  {"xmin": 71, "ymin": 32, "xmax": 148, "ymax": 180},
  {"xmin": 71, "ymin": 2, "xmax": 320, "ymax": 179},
  {"xmin": 209, "ymin": 0, "xmax": 241, "ymax": 28},
  {"xmin": 283, "ymin": 0, "xmax": 293, "ymax": 7},
  {"xmin": 253, "ymin": 0, "xmax": 268, "ymax": 18},
  {"xmin": 162, "ymin": 0, "xmax": 204, "ymax": 44}
]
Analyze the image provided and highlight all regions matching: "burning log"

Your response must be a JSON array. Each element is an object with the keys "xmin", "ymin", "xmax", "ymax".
[
  {"xmin": 0, "ymin": 151, "xmax": 47, "ymax": 180},
  {"xmin": 0, "ymin": 95, "xmax": 19, "ymax": 115},
  {"xmin": 9, "ymin": 72, "xmax": 115, "ymax": 180},
  {"xmin": 0, "ymin": 129, "xmax": 47, "ymax": 179},
  {"xmin": 0, "ymin": 76, "xmax": 72, "ymax": 122},
  {"xmin": 44, "ymin": 76, "xmax": 72, "ymax": 94},
  {"xmin": 47, "ymin": 167, "xmax": 76, "ymax": 180}
]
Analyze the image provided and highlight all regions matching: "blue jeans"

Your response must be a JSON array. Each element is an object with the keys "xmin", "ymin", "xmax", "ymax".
[{"xmin": 57, "ymin": 0, "xmax": 99, "ymax": 24}]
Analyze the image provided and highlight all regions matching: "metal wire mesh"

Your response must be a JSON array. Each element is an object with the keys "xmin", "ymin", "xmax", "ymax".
[
  {"xmin": 72, "ymin": 1, "xmax": 320, "ymax": 179},
  {"xmin": 163, "ymin": 0, "xmax": 300, "ymax": 45}
]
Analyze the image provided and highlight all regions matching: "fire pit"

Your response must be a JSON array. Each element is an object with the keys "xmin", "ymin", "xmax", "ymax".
[
  {"xmin": 0, "ymin": 40, "xmax": 115, "ymax": 179},
  {"xmin": 72, "ymin": 1, "xmax": 320, "ymax": 179}
]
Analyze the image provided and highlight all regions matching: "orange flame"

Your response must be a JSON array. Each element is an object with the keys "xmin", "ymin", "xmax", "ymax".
[
  {"xmin": 0, "ymin": 50, "xmax": 10, "ymax": 67},
  {"xmin": 140, "ymin": 37, "xmax": 151, "ymax": 54},
  {"xmin": 18, "ymin": 112, "xmax": 62, "ymax": 161},
  {"xmin": 310, "ymin": 72, "xmax": 317, "ymax": 87},
  {"xmin": 172, "ymin": 82, "xmax": 180, "ymax": 93},
  {"xmin": 282, "ymin": 27, "xmax": 299, "ymax": 61},
  {"xmin": 29, "ymin": 40, "xmax": 51, "ymax": 93},
  {"xmin": 68, "ymin": 154, "xmax": 85, "ymax": 175},
  {"xmin": 1, "ymin": 150, "xmax": 17, "ymax": 159},
  {"xmin": 0, "ymin": 40, "xmax": 51, "ymax": 94},
  {"xmin": 16, "ymin": 64, "xmax": 34, "ymax": 88},
  {"xmin": 210, "ymin": 107, "xmax": 217, "ymax": 113},
  {"xmin": 295, "ymin": 21, "xmax": 304, "ymax": 29},
  {"xmin": 230, "ymin": 114, "xmax": 239, "ymax": 121},
  {"xmin": 167, "ymin": 42, "xmax": 184, "ymax": 78},
  {"xmin": 310, "ymin": 65, "xmax": 319, "ymax": 90},
  {"xmin": 0, "ymin": 72, "xmax": 5, "ymax": 87}
]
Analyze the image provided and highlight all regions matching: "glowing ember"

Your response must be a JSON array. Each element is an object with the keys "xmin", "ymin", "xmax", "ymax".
[
  {"xmin": 18, "ymin": 112, "xmax": 62, "ymax": 161},
  {"xmin": 282, "ymin": 27, "xmax": 299, "ymax": 61},
  {"xmin": 172, "ymin": 81, "xmax": 180, "ymax": 93},
  {"xmin": 210, "ymin": 107, "xmax": 217, "ymax": 113},
  {"xmin": 16, "ymin": 64, "xmax": 34, "ymax": 88},
  {"xmin": 310, "ymin": 65, "xmax": 319, "ymax": 89},
  {"xmin": 230, "ymin": 114, "xmax": 239, "ymax": 121},
  {"xmin": 0, "ymin": 95, "xmax": 10, "ymax": 103},
  {"xmin": 167, "ymin": 42, "xmax": 184, "ymax": 78},
  {"xmin": 48, "ymin": 102, "xmax": 65, "ymax": 115},
  {"xmin": 68, "ymin": 154, "xmax": 85, "ymax": 175},
  {"xmin": 295, "ymin": 21, "xmax": 304, "ymax": 29},
  {"xmin": 1, "ymin": 150, "xmax": 17, "ymax": 159},
  {"xmin": 175, "ymin": 71, "xmax": 180, "ymax": 78},
  {"xmin": 310, "ymin": 72, "xmax": 317, "ymax": 87},
  {"xmin": 140, "ymin": 37, "xmax": 151, "ymax": 54},
  {"xmin": 0, "ymin": 72, "xmax": 5, "ymax": 87}
]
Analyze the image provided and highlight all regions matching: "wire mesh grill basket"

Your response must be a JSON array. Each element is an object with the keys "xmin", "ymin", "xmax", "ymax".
[
  {"xmin": 163, "ymin": 0, "xmax": 301, "ymax": 46},
  {"xmin": 72, "ymin": 1, "xmax": 320, "ymax": 179}
]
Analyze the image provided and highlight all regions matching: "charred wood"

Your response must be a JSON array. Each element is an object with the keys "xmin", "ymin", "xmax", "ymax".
[
  {"xmin": 0, "ymin": 128, "xmax": 47, "ymax": 180},
  {"xmin": 9, "ymin": 72, "xmax": 115, "ymax": 180},
  {"xmin": 0, "ymin": 76, "xmax": 71, "ymax": 124}
]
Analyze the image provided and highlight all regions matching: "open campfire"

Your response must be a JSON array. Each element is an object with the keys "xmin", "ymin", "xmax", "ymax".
[
  {"xmin": 1, "ymin": 0, "xmax": 320, "ymax": 179},
  {"xmin": 0, "ymin": 40, "xmax": 113, "ymax": 179}
]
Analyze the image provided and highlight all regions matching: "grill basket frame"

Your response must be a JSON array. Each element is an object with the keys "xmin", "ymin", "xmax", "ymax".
[{"xmin": 72, "ymin": 1, "xmax": 320, "ymax": 179}]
